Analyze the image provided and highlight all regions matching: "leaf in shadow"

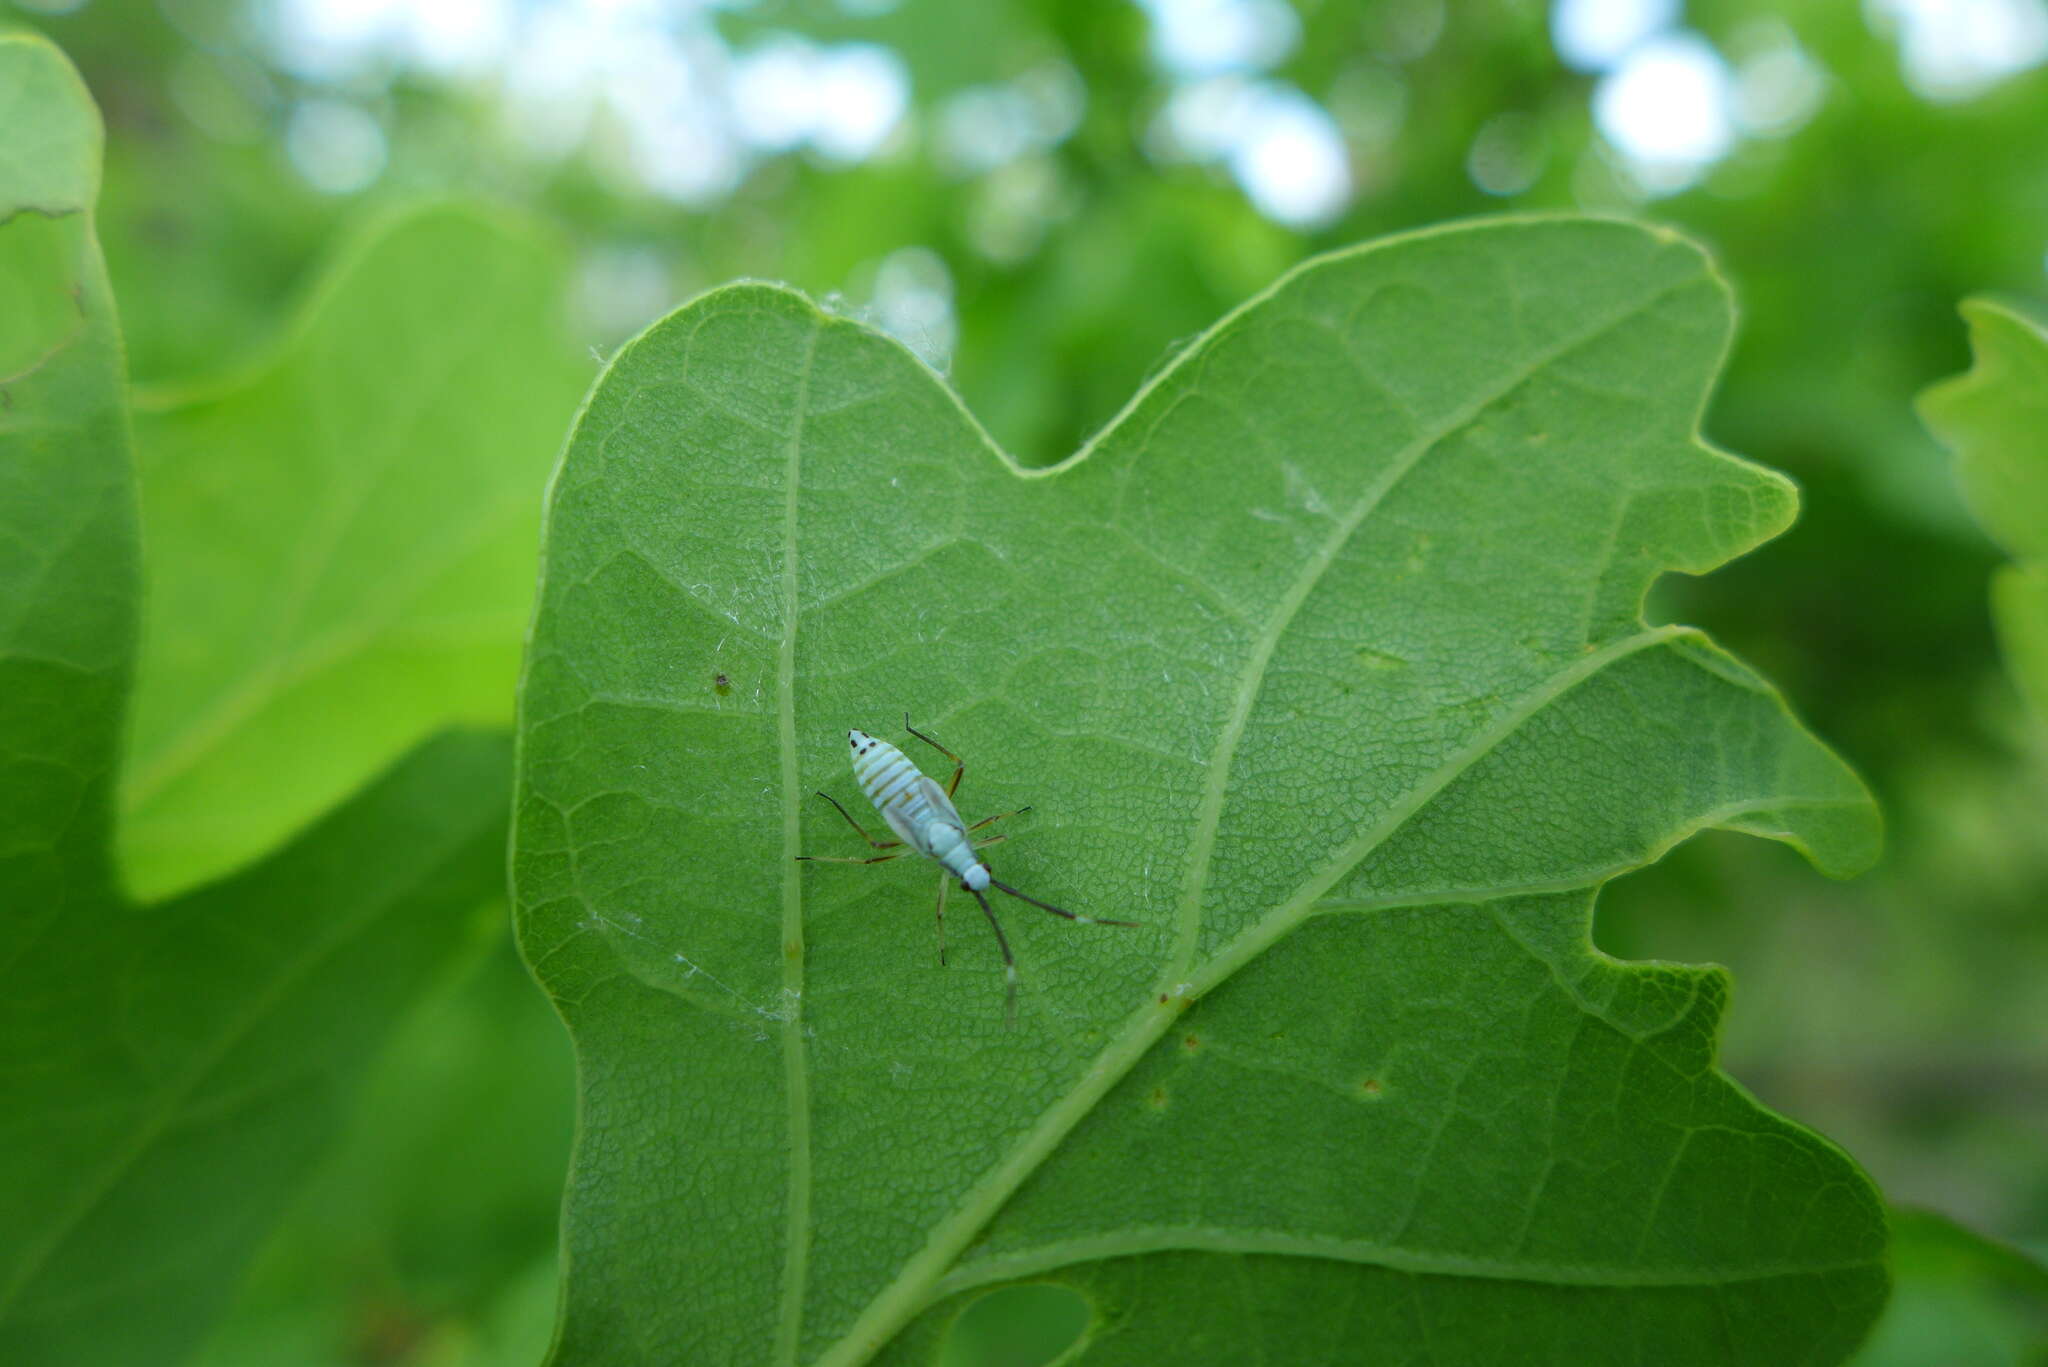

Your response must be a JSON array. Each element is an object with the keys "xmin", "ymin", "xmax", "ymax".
[{"xmin": 0, "ymin": 35, "xmax": 517, "ymax": 1366}]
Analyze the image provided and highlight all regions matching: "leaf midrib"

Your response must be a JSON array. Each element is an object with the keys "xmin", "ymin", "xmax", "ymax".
[
  {"xmin": 812, "ymin": 627, "xmax": 1679, "ymax": 1366},
  {"xmin": 775, "ymin": 326, "xmax": 823, "ymax": 1367},
  {"xmin": 812, "ymin": 274, "xmax": 1700, "ymax": 1364}
]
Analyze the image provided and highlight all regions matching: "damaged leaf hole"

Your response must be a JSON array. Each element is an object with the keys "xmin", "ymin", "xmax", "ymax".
[{"xmin": 946, "ymin": 1283, "xmax": 1090, "ymax": 1366}]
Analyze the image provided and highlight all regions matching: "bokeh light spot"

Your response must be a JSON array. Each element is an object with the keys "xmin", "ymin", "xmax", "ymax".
[
  {"xmin": 1140, "ymin": 0, "xmax": 1301, "ymax": 77},
  {"xmin": 1467, "ymin": 112, "xmax": 1548, "ymax": 195},
  {"xmin": 1731, "ymin": 22, "xmax": 1828, "ymax": 137},
  {"xmin": 731, "ymin": 37, "xmax": 907, "ymax": 163},
  {"xmin": 1228, "ymin": 85, "xmax": 1354, "ymax": 227},
  {"xmin": 285, "ymin": 98, "xmax": 388, "ymax": 195},
  {"xmin": 870, "ymin": 247, "xmax": 957, "ymax": 370},
  {"xmin": 1551, "ymin": 0, "xmax": 1678, "ymax": 72},
  {"xmin": 1868, "ymin": 0, "xmax": 2048, "ymax": 101},
  {"xmin": 1594, "ymin": 31, "xmax": 1735, "ymax": 194}
]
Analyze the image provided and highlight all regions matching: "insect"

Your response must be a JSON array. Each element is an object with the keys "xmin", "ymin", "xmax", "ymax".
[{"xmin": 796, "ymin": 715, "xmax": 1137, "ymax": 1026}]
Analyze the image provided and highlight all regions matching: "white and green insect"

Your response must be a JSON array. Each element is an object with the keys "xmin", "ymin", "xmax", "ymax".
[{"xmin": 797, "ymin": 715, "xmax": 1136, "ymax": 1025}]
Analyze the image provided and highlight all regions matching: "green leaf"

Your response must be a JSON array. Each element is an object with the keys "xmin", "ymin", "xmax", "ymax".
[
  {"xmin": 0, "ymin": 35, "xmax": 516, "ymax": 1365},
  {"xmin": 190, "ymin": 931, "xmax": 575, "ymax": 1367},
  {"xmin": 117, "ymin": 202, "xmax": 586, "ymax": 900},
  {"xmin": 716, "ymin": 0, "xmax": 1052, "ymax": 100},
  {"xmin": 1849, "ymin": 1208, "xmax": 2048, "ymax": 1367},
  {"xmin": 514, "ymin": 217, "xmax": 1885, "ymax": 1365},
  {"xmin": 1919, "ymin": 297, "xmax": 2048, "ymax": 720}
]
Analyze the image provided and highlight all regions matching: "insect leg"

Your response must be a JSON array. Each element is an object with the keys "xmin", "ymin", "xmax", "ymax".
[
  {"xmin": 794, "ymin": 852, "xmax": 904, "ymax": 865},
  {"xmin": 972, "ymin": 833, "xmax": 1009, "ymax": 850},
  {"xmin": 987, "ymin": 878, "xmax": 1141, "ymax": 927},
  {"xmin": 811, "ymin": 790, "xmax": 899, "ymax": 849},
  {"xmin": 967, "ymin": 885, "xmax": 1018, "ymax": 1030},
  {"xmin": 902, "ymin": 713, "xmax": 966, "ymax": 798},
  {"xmin": 966, "ymin": 805, "xmax": 1031, "ymax": 832},
  {"xmin": 933, "ymin": 871, "xmax": 949, "ymax": 967}
]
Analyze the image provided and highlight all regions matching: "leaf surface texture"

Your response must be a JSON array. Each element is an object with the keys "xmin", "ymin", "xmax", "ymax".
[{"xmin": 513, "ymin": 218, "xmax": 1884, "ymax": 1365}]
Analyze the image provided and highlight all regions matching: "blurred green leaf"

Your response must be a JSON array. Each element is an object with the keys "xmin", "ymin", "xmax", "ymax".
[
  {"xmin": 192, "ymin": 930, "xmax": 575, "ymax": 1367},
  {"xmin": 0, "ymin": 36, "xmax": 518, "ymax": 1365},
  {"xmin": 514, "ymin": 218, "xmax": 1882, "ymax": 1364},
  {"xmin": 116, "ymin": 203, "xmax": 587, "ymax": 900},
  {"xmin": 717, "ymin": 0, "xmax": 1054, "ymax": 99},
  {"xmin": 1920, "ymin": 298, "xmax": 2048, "ymax": 721},
  {"xmin": 1849, "ymin": 1208, "xmax": 2048, "ymax": 1367}
]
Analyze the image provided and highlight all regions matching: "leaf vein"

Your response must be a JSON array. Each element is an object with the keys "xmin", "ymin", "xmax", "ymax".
[
  {"xmin": 932, "ymin": 1227, "xmax": 1883, "ymax": 1300},
  {"xmin": 1164, "ymin": 279, "xmax": 1694, "ymax": 984},
  {"xmin": 774, "ymin": 322, "xmax": 822, "ymax": 1367},
  {"xmin": 815, "ymin": 280, "xmax": 1699, "ymax": 1367}
]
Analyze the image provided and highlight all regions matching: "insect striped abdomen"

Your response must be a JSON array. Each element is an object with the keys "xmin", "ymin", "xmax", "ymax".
[
  {"xmin": 804, "ymin": 719, "xmax": 1141, "ymax": 1027},
  {"xmin": 853, "ymin": 740, "xmax": 918, "ymax": 809},
  {"xmin": 851, "ymin": 731, "xmax": 949, "ymax": 850}
]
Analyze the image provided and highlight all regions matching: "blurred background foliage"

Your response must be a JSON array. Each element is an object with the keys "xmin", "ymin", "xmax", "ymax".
[{"xmin": 7, "ymin": 0, "xmax": 2045, "ymax": 1360}]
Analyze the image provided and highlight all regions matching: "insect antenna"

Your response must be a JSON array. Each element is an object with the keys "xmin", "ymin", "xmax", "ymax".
[
  {"xmin": 986, "ymin": 878, "xmax": 1140, "ymax": 927},
  {"xmin": 965, "ymin": 886, "xmax": 1018, "ymax": 1029}
]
